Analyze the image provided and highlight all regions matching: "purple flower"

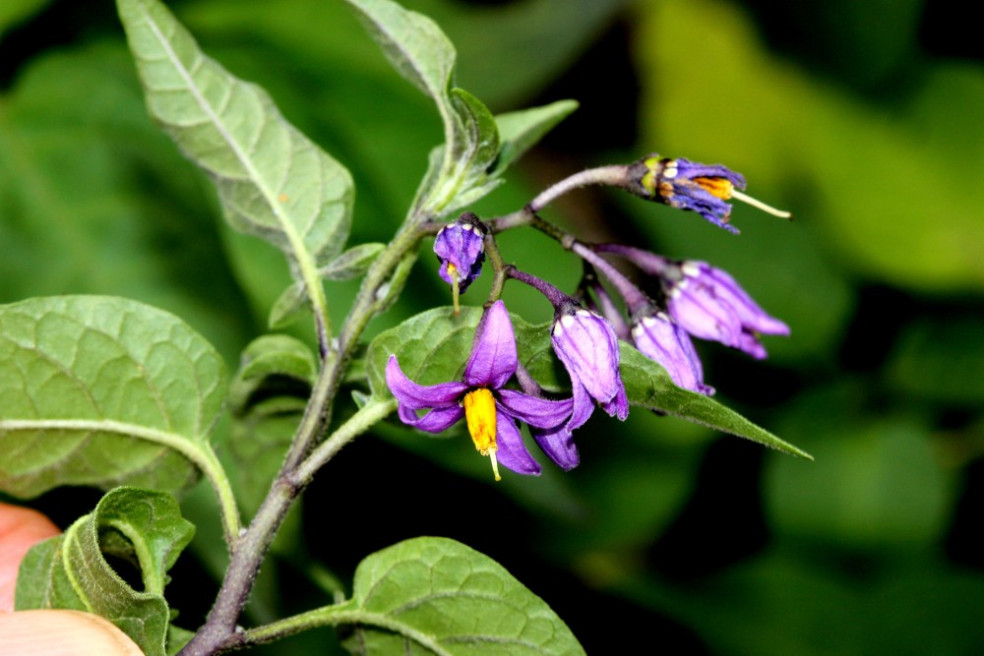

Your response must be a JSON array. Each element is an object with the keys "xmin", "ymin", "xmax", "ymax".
[
  {"xmin": 434, "ymin": 213, "xmax": 486, "ymax": 294},
  {"xmin": 551, "ymin": 304, "xmax": 629, "ymax": 430},
  {"xmin": 638, "ymin": 156, "xmax": 746, "ymax": 233},
  {"xmin": 631, "ymin": 312, "xmax": 714, "ymax": 395},
  {"xmin": 631, "ymin": 155, "xmax": 790, "ymax": 233},
  {"xmin": 665, "ymin": 261, "xmax": 789, "ymax": 359},
  {"xmin": 386, "ymin": 301, "xmax": 575, "ymax": 480}
]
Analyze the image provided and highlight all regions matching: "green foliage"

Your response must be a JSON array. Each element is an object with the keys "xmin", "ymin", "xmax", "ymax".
[
  {"xmin": 15, "ymin": 487, "xmax": 195, "ymax": 656},
  {"xmin": 117, "ymin": 0, "xmax": 354, "ymax": 336},
  {"xmin": 337, "ymin": 536, "xmax": 584, "ymax": 655},
  {"xmin": 227, "ymin": 335, "xmax": 315, "ymax": 519},
  {"xmin": 0, "ymin": 295, "xmax": 227, "ymax": 498}
]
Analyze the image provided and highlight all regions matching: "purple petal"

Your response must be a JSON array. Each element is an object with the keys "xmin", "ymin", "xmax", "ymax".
[
  {"xmin": 531, "ymin": 424, "xmax": 580, "ymax": 471},
  {"xmin": 698, "ymin": 264, "xmax": 790, "ymax": 336},
  {"xmin": 463, "ymin": 300, "xmax": 517, "ymax": 389},
  {"xmin": 494, "ymin": 416, "xmax": 541, "ymax": 476},
  {"xmin": 551, "ymin": 309, "xmax": 626, "ymax": 412},
  {"xmin": 566, "ymin": 380, "xmax": 595, "ymax": 432},
  {"xmin": 632, "ymin": 313, "xmax": 714, "ymax": 395},
  {"xmin": 600, "ymin": 383, "xmax": 629, "ymax": 421},
  {"xmin": 434, "ymin": 218, "xmax": 486, "ymax": 293},
  {"xmin": 675, "ymin": 158, "xmax": 746, "ymax": 189},
  {"xmin": 668, "ymin": 283, "xmax": 743, "ymax": 346},
  {"xmin": 386, "ymin": 356, "xmax": 468, "ymax": 410},
  {"xmin": 398, "ymin": 404, "xmax": 465, "ymax": 433},
  {"xmin": 497, "ymin": 389, "xmax": 573, "ymax": 429}
]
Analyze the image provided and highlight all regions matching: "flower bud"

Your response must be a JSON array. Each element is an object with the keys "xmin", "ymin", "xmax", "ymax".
[
  {"xmin": 627, "ymin": 155, "xmax": 789, "ymax": 232},
  {"xmin": 434, "ymin": 213, "xmax": 486, "ymax": 295},
  {"xmin": 551, "ymin": 303, "xmax": 629, "ymax": 429},
  {"xmin": 665, "ymin": 261, "xmax": 789, "ymax": 359},
  {"xmin": 631, "ymin": 312, "xmax": 713, "ymax": 395}
]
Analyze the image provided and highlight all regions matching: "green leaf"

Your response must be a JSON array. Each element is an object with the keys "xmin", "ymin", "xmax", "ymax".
[
  {"xmin": 0, "ymin": 295, "xmax": 228, "ymax": 498},
  {"xmin": 492, "ymin": 100, "xmax": 579, "ymax": 176},
  {"xmin": 341, "ymin": 0, "xmax": 457, "ymax": 111},
  {"xmin": 117, "ymin": 0, "xmax": 354, "ymax": 328},
  {"xmin": 321, "ymin": 242, "xmax": 386, "ymax": 281},
  {"xmin": 366, "ymin": 306, "xmax": 810, "ymax": 458},
  {"xmin": 232, "ymin": 334, "xmax": 317, "ymax": 397},
  {"xmin": 341, "ymin": 0, "xmax": 504, "ymax": 216},
  {"xmin": 338, "ymin": 536, "xmax": 584, "ymax": 655},
  {"xmin": 227, "ymin": 335, "xmax": 315, "ymax": 518},
  {"xmin": 15, "ymin": 487, "xmax": 194, "ymax": 656}
]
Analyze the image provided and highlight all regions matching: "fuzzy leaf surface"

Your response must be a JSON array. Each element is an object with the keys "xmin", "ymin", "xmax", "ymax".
[
  {"xmin": 0, "ymin": 296, "xmax": 228, "ymax": 497},
  {"xmin": 339, "ymin": 536, "xmax": 584, "ymax": 655},
  {"xmin": 15, "ymin": 487, "xmax": 194, "ymax": 656},
  {"xmin": 117, "ymin": 0, "xmax": 353, "ymax": 287},
  {"xmin": 366, "ymin": 306, "xmax": 809, "ymax": 458}
]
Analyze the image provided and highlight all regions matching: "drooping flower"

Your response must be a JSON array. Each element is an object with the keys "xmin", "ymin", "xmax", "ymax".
[
  {"xmin": 386, "ymin": 301, "xmax": 574, "ymax": 480},
  {"xmin": 550, "ymin": 302, "xmax": 629, "ymax": 430},
  {"xmin": 629, "ymin": 155, "xmax": 790, "ymax": 233},
  {"xmin": 664, "ymin": 261, "xmax": 789, "ymax": 359},
  {"xmin": 631, "ymin": 311, "xmax": 714, "ymax": 395},
  {"xmin": 433, "ymin": 213, "xmax": 486, "ymax": 312}
]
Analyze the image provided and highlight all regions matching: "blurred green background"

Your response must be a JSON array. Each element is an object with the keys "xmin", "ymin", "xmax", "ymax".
[{"xmin": 2, "ymin": 0, "xmax": 983, "ymax": 653}]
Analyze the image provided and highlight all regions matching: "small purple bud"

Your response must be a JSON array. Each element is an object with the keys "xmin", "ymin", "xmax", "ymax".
[
  {"xmin": 434, "ymin": 213, "xmax": 486, "ymax": 294},
  {"xmin": 665, "ymin": 261, "xmax": 789, "ymax": 359},
  {"xmin": 551, "ymin": 304, "xmax": 629, "ymax": 429},
  {"xmin": 631, "ymin": 312, "xmax": 714, "ymax": 395}
]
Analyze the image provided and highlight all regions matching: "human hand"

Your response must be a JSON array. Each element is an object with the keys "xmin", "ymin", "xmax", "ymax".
[{"xmin": 0, "ymin": 501, "xmax": 143, "ymax": 655}]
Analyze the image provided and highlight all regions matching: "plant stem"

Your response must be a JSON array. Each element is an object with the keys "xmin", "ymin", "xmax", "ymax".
[
  {"xmin": 239, "ymin": 606, "xmax": 453, "ymax": 656},
  {"xmin": 527, "ymin": 165, "xmax": 629, "ymax": 212},
  {"xmin": 291, "ymin": 398, "xmax": 397, "ymax": 486},
  {"xmin": 178, "ymin": 222, "xmax": 427, "ymax": 656}
]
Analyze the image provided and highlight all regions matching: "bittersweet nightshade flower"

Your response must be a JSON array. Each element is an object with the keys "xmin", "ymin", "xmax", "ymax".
[
  {"xmin": 631, "ymin": 312, "xmax": 714, "ymax": 395},
  {"xmin": 434, "ymin": 213, "xmax": 486, "ymax": 312},
  {"xmin": 665, "ymin": 261, "xmax": 789, "ymax": 359},
  {"xmin": 629, "ymin": 155, "xmax": 790, "ymax": 233},
  {"xmin": 551, "ymin": 303, "xmax": 629, "ymax": 430},
  {"xmin": 386, "ymin": 301, "xmax": 574, "ymax": 480}
]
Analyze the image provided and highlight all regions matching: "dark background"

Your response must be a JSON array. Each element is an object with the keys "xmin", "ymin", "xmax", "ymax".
[{"xmin": 2, "ymin": 0, "xmax": 983, "ymax": 653}]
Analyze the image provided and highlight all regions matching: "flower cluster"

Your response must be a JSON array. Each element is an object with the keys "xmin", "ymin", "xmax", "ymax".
[{"xmin": 387, "ymin": 154, "xmax": 789, "ymax": 479}]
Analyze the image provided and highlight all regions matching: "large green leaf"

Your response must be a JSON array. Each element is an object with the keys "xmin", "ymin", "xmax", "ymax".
[
  {"xmin": 336, "ymin": 536, "xmax": 584, "ymax": 655},
  {"xmin": 365, "ymin": 306, "xmax": 810, "ymax": 458},
  {"xmin": 117, "ymin": 0, "xmax": 353, "ymax": 326},
  {"xmin": 15, "ymin": 487, "xmax": 194, "ymax": 656},
  {"xmin": 0, "ymin": 295, "xmax": 227, "ymax": 497}
]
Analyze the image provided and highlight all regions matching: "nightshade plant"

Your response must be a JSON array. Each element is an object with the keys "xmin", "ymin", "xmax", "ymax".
[{"xmin": 0, "ymin": 0, "xmax": 811, "ymax": 654}]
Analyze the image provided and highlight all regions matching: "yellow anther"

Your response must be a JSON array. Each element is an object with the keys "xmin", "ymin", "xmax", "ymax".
[
  {"xmin": 694, "ymin": 176, "xmax": 734, "ymax": 200},
  {"xmin": 463, "ymin": 388, "xmax": 500, "ymax": 481}
]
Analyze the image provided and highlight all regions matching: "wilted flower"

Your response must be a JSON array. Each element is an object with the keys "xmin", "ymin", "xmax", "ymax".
[
  {"xmin": 551, "ymin": 303, "xmax": 629, "ymax": 429},
  {"xmin": 629, "ymin": 155, "xmax": 790, "ymax": 233},
  {"xmin": 664, "ymin": 261, "xmax": 789, "ymax": 359},
  {"xmin": 434, "ymin": 213, "xmax": 486, "ymax": 312},
  {"xmin": 386, "ymin": 301, "xmax": 574, "ymax": 480},
  {"xmin": 631, "ymin": 312, "xmax": 714, "ymax": 395}
]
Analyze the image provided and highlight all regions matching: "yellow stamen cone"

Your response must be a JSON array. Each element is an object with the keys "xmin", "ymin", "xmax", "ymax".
[{"xmin": 463, "ymin": 388, "xmax": 500, "ymax": 481}]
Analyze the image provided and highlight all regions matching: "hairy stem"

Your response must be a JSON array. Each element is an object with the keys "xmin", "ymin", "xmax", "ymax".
[{"xmin": 178, "ymin": 222, "xmax": 427, "ymax": 656}]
